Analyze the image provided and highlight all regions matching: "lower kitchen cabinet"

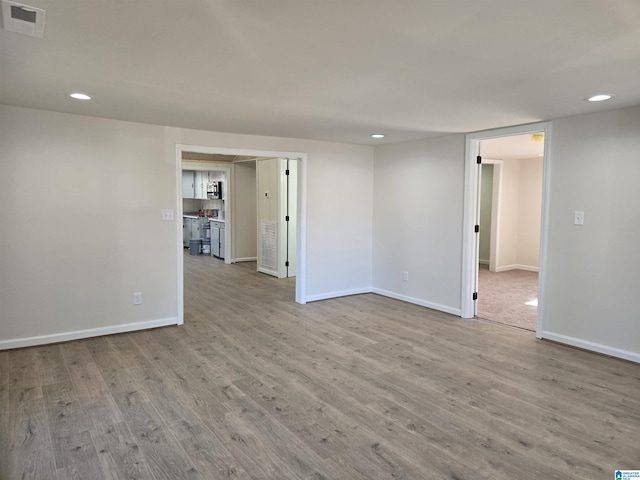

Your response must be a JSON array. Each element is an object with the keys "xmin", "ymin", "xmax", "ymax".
[
  {"xmin": 183, "ymin": 219, "xmax": 190, "ymax": 247},
  {"xmin": 210, "ymin": 220, "xmax": 225, "ymax": 258},
  {"xmin": 183, "ymin": 217, "xmax": 206, "ymax": 247}
]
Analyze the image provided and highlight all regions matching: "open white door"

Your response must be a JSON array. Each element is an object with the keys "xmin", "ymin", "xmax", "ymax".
[
  {"xmin": 461, "ymin": 138, "xmax": 481, "ymax": 318},
  {"xmin": 283, "ymin": 158, "xmax": 298, "ymax": 278},
  {"xmin": 257, "ymin": 157, "xmax": 299, "ymax": 278}
]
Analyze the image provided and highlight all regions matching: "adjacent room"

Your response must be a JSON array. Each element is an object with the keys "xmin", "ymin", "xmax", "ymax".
[{"xmin": 476, "ymin": 133, "xmax": 545, "ymax": 331}]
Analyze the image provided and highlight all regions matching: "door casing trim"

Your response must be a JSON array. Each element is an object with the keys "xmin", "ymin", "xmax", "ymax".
[{"xmin": 461, "ymin": 122, "xmax": 552, "ymax": 340}]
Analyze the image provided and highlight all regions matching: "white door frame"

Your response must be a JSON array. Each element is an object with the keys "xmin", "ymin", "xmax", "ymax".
[
  {"xmin": 461, "ymin": 122, "xmax": 552, "ymax": 339},
  {"xmin": 175, "ymin": 144, "xmax": 308, "ymax": 326}
]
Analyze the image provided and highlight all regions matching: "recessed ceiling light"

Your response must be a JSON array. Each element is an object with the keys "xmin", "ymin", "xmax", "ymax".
[
  {"xmin": 370, "ymin": 134, "xmax": 385, "ymax": 138},
  {"xmin": 70, "ymin": 93, "xmax": 91, "ymax": 100},
  {"xmin": 586, "ymin": 94, "xmax": 614, "ymax": 102}
]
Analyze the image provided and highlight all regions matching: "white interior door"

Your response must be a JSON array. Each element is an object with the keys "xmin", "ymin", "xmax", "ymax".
[{"xmin": 284, "ymin": 158, "xmax": 298, "ymax": 278}]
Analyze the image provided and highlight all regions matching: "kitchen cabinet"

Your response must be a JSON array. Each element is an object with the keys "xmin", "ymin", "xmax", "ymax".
[
  {"xmin": 183, "ymin": 218, "xmax": 190, "ymax": 247},
  {"xmin": 210, "ymin": 220, "xmax": 225, "ymax": 258},
  {"xmin": 184, "ymin": 169, "xmax": 226, "ymax": 200},
  {"xmin": 194, "ymin": 171, "xmax": 208, "ymax": 199},
  {"xmin": 183, "ymin": 216, "xmax": 206, "ymax": 247},
  {"xmin": 220, "ymin": 224, "xmax": 225, "ymax": 258},
  {"xmin": 183, "ymin": 170, "xmax": 210, "ymax": 199},
  {"xmin": 182, "ymin": 171, "xmax": 196, "ymax": 199}
]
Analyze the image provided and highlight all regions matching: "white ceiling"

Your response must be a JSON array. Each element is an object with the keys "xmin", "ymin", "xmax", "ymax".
[{"xmin": 1, "ymin": 1, "xmax": 639, "ymax": 145}]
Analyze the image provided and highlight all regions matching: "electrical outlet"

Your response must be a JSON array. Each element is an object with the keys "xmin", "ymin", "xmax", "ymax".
[
  {"xmin": 161, "ymin": 209, "xmax": 174, "ymax": 221},
  {"xmin": 402, "ymin": 271, "xmax": 409, "ymax": 282},
  {"xmin": 573, "ymin": 210, "xmax": 584, "ymax": 225},
  {"xmin": 133, "ymin": 292, "xmax": 142, "ymax": 305}
]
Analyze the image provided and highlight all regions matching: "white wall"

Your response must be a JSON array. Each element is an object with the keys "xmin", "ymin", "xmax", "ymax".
[
  {"xmin": 493, "ymin": 156, "xmax": 542, "ymax": 271},
  {"xmin": 498, "ymin": 159, "xmax": 520, "ymax": 268},
  {"xmin": 542, "ymin": 105, "xmax": 640, "ymax": 359},
  {"xmin": 0, "ymin": 105, "xmax": 374, "ymax": 348},
  {"xmin": 517, "ymin": 157, "xmax": 543, "ymax": 268},
  {"xmin": 479, "ymin": 164, "xmax": 493, "ymax": 263},
  {"xmin": 0, "ymin": 105, "xmax": 178, "ymax": 345},
  {"xmin": 372, "ymin": 134, "xmax": 465, "ymax": 314}
]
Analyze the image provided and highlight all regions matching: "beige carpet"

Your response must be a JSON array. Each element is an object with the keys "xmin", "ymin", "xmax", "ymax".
[{"xmin": 477, "ymin": 264, "xmax": 538, "ymax": 331}]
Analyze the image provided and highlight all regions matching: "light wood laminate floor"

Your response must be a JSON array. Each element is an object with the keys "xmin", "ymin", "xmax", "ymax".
[{"xmin": 2, "ymin": 253, "xmax": 639, "ymax": 479}]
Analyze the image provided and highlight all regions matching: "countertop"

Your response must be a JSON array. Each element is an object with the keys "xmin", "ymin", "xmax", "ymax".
[{"xmin": 183, "ymin": 213, "xmax": 225, "ymax": 222}]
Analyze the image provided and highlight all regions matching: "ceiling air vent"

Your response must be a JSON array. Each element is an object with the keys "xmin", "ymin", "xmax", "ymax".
[{"xmin": 1, "ymin": 0, "xmax": 45, "ymax": 38}]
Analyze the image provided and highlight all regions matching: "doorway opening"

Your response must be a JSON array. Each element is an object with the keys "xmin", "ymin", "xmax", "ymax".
[
  {"xmin": 476, "ymin": 134, "xmax": 545, "ymax": 331},
  {"xmin": 181, "ymin": 163, "xmax": 230, "ymax": 259},
  {"xmin": 461, "ymin": 122, "xmax": 551, "ymax": 339},
  {"xmin": 175, "ymin": 145, "xmax": 307, "ymax": 326}
]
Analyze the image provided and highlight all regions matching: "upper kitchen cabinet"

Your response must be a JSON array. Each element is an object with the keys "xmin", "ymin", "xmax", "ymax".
[
  {"xmin": 183, "ymin": 170, "xmax": 209, "ymax": 199},
  {"xmin": 194, "ymin": 171, "xmax": 209, "ymax": 199},
  {"xmin": 182, "ymin": 171, "xmax": 195, "ymax": 199}
]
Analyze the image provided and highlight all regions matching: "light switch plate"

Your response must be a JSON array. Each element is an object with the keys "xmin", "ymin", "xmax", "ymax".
[
  {"xmin": 162, "ymin": 209, "xmax": 174, "ymax": 221},
  {"xmin": 573, "ymin": 210, "xmax": 584, "ymax": 225}
]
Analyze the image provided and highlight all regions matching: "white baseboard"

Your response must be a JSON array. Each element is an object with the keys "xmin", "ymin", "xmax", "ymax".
[
  {"xmin": 540, "ymin": 330, "xmax": 640, "ymax": 364},
  {"xmin": 479, "ymin": 259, "xmax": 490, "ymax": 265},
  {"xmin": 234, "ymin": 257, "xmax": 257, "ymax": 263},
  {"xmin": 496, "ymin": 264, "xmax": 539, "ymax": 273},
  {"xmin": 372, "ymin": 288, "xmax": 462, "ymax": 316},
  {"xmin": 0, "ymin": 317, "xmax": 178, "ymax": 351},
  {"xmin": 305, "ymin": 287, "xmax": 372, "ymax": 302}
]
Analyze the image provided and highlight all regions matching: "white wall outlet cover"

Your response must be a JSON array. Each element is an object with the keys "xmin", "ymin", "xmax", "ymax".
[
  {"xmin": 573, "ymin": 210, "xmax": 584, "ymax": 225},
  {"xmin": 162, "ymin": 209, "xmax": 174, "ymax": 221}
]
